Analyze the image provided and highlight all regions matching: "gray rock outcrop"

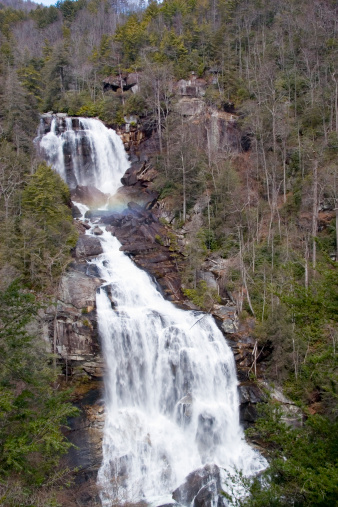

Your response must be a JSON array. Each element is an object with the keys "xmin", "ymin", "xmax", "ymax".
[
  {"xmin": 172, "ymin": 464, "xmax": 228, "ymax": 507},
  {"xmin": 45, "ymin": 261, "xmax": 104, "ymax": 378},
  {"xmin": 75, "ymin": 236, "xmax": 103, "ymax": 258}
]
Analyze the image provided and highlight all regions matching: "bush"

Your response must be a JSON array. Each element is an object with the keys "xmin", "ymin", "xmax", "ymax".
[
  {"xmin": 183, "ymin": 280, "xmax": 221, "ymax": 311},
  {"xmin": 124, "ymin": 92, "xmax": 146, "ymax": 116}
]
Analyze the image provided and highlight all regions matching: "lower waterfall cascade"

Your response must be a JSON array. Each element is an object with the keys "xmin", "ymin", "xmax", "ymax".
[
  {"xmin": 37, "ymin": 116, "xmax": 267, "ymax": 505},
  {"xmin": 92, "ymin": 228, "xmax": 267, "ymax": 506}
]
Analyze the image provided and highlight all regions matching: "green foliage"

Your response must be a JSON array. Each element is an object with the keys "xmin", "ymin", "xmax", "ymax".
[
  {"xmin": 124, "ymin": 93, "xmax": 147, "ymax": 116},
  {"xmin": 56, "ymin": 0, "xmax": 86, "ymax": 22},
  {"xmin": 183, "ymin": 280, "xmax": 221, "ymax": 311},
  {"xmin": 42, "ymin": 41, "xmax": 71, "ymax": 111},
  {"xmin": 18, "ymin": 163, "xmax": 78, "ymax": 288},
  {"xmin": 18, "ymin": 59, "xmax": 44, "ymax": 106},
  {"xmin": 0, "ymin": 7, "xmax": 26, "ymax": 38},
  {"xmin": 241, "ymin": 403, "xmax": 338, "ymax": 506},
  {"xmin": 0, "ymin": 67, "xmax": 39, "ymax": 151},
  {"xmin": 31, "ymin": 5, "xmax": 59, "ymax": 29},
  {"xmin": 115, "ymin": 13, "xmax": 148, "ymax": 63},
  {"xmin": 278, "ymin": 259, "xmax": 338, "ymax": 412},
  {"xmin": 0, "ymin": 281, "xmax": 78, "ymax": 491},
  {"xmin": 77, "ymin": 100, "xmax": 103, "ymax": 118}
]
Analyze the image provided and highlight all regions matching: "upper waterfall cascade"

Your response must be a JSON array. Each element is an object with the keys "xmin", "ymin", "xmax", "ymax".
[
  {"xmin": 38, "ymin": 117, "xmax": 266, "ymax": 506},
  {"xmin": 36, "ymin": 116, "xmax": 130, "ymax": 195}
]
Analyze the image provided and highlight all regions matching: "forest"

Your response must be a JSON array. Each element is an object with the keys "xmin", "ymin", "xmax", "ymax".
[{"xmin": 0, "ymin": 0, "xmax": 337, "ymax": 505}]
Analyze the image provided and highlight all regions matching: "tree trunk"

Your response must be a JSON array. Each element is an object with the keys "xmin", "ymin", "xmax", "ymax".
[
  {"xmin": 312, "ymin": 159, "xmax": 318, "ymax": 270},
  {"xmin": 157, "ymin": 85, "xmax": 162, "ymax": 153},
  {"xmin": 181, "ymin": 152, "xmax": 186, "ymax": 222},
  {"xmin": 335, "ymin": 202, "xmax": 338, "ymax": 261}
]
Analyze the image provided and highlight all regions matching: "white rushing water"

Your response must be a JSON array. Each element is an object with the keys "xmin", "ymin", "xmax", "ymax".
[
  {"xmin": 38, "ymin": 118, "xmax": 266, "ymax": 505},
  {"xmin": 93, "ymin": 229, "xmax": 266, "ymax": 505},
  {"xmin": 37, "ymin": 116, "xmax": 130, "ymax": 195}
]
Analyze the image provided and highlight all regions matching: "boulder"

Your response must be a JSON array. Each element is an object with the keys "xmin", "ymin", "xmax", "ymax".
[
  {"xmin": 212, "ymin": 305, "xmax": 238, "ymax": 334},
  {"xmin": 128, "ymin": 200, "xmax": 149, "ymax": 217},
  {"xmin": 72, "ymin": 203, "xmax": 82, "ymax": 218},
  {"xmin": 267, "ymin": 384, "xmax": 303, "ymax": 427},
  {"xmin": 75, "ymin": 236, "xmax": 103, "ymax": 258},
  {"xmin": 91, "ymin": 210, "xmax": 123, "ymax": 224},
  {"xmin": 105, "ymin": 225, "xmax": 116, "ymax": 235},
  {"xmin": 172, "ymin": 464, "xmax": 227, "ymax": 507},
  {"xmin": 175, "ymin": 77, "xmax": 207, "ymax": 97},
  {"xmin": 121, "ymin": 162, "xmax": 145, "ymax": 186},
  {"xmin": 102, "ymin": 73, "xmax": 137, "ymax": 92},
  {"xmin": 109, "ymin": 185, "xmax": 159, "ymax": 210},
  {"xmin": 80, "ymin": 221, "xmax": 92, "ymax": 230},
  {"xmin": 71, "ymin": 185, "xmax": 109, "ymax": 208},
  {"xmin": 93, "ymin": 226, "xmax": 103, "ymax": 236},
  {"xmin": 238, "ymin": 383, "xmax": 267, "ymax": 428}
]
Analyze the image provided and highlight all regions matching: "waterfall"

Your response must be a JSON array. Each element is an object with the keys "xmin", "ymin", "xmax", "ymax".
[
  {"xmin": 93, "ymin": 230, "xmax": 266, "ymax": 506},
  {"xmin": 38, "ymin": 117, "xmax": 266, "ymax": 505},
  {"xmin": 36, "ymin": 116, "xmax": 130, "ymax": 195}
]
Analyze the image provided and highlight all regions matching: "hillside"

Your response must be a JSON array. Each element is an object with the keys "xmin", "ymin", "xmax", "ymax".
[{"xmin": 0, "ymin": 0, "xmax": 337, "ymax": 505}]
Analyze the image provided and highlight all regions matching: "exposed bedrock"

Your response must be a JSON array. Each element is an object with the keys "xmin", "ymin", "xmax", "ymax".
[
  {"xmin": 45, "ymin": 260, "xmax": 104, "ymax": 379},
  {"xmin": 95, "ymin": 199, "xmax": 185, "ymax": 304}
]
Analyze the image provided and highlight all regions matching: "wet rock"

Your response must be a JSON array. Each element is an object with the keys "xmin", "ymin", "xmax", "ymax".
[
  {"xmin": 93, "ymin": 226, "xmax": 103, "ymax": 236},
  {"xmin": 60, "ymin": 385, "xmax": 104, "ymax": 506},
  {"xmin": 106, "ymin": 203, "xmax": 185, "ymax": 303},
  {"xmin": 75, "ymin": 236, "xmax": 103, "ymax": 258},
  {"xmin": 196, "ymin": 413, "xmax": 222, "ymax": 462},
  {"xmin": 95, "ymin": 211, "xmax": 124, "ymax": 224},
  {"xmin": 176, "ymin": 393, "xmax": 193, "ymax": 426},
  {"xmin": 120, "ymin": 242, "xmax": 159, "ymax": 254},
  {"xmin": 80, "ymin": 221, "xmax": 92, "ymax": 230},
  {"xmin": 128, "ymin": 200, "xmax": 150, "ymax": 217},
  {"xmin": 72, "ymin": 203, "xmax": 82, "ymax": 218},
  {"xmin": 194, "ymin": 481, "xmax": 225, "ymax": 507},
  {"xmin": 109, "ymin": 185, "xmax": 159, "ymax": 210},
  {"xmin": 172, "ymin": 464, "xmax": 227, "ymax": 507},
  {"xmin": 71, "ymin": 185, "xmax": 109, "ymax": 209},
  {"xmin": 73, "ymin": 220, "xmax": 88, "ymax": 236},
  {"xmin": 238, "ymin": 383, "xmax": 267, "ymax": 405},
  {"xmin": 105, "ymin": 225, "xmax": 116, "ymax": 235},
  {"xmin": 121, "ymin": 162, "xmax": 145, "ymax": 186},
  {"xmin": 238, "ymin": 383, "xmax": 267, "ymax": 428}
]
